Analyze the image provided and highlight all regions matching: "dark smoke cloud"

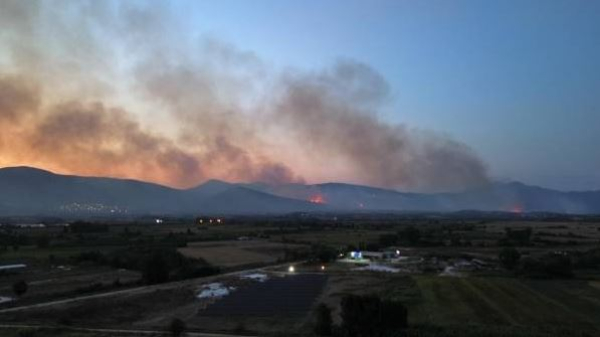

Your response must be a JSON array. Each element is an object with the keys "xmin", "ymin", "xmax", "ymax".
[
  {"xmin": 0, "ymin": 1, "xmax": 488, "ymax": 192},
  {"xmin": 0, "ymin": 75, "xmax": 40, "ymax": 122},
  {"xmin": 275, "ymin": 61, "xmax": 489, "ymax": 191},
  {"xmin": 31, "ymin": 101, "xmax": 205, "ymax": 187}
]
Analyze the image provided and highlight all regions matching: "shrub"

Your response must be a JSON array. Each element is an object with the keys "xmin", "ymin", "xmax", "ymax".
[
  {"xmin": 233, "ymin": 322, "xmax": 247, "ymax": 334},
  {"xmin": 169, "ymin": 318, "xmax": 186, "ymax": 337},
  {"xmin": 379, "ymin": 234, "xmax": 398, "ymax": 247},
  {"xmin": 13, "ymin": 280, "xmax": 28, "ymax": 297},
  {"xmin": 142, "ymin": 252, "xmax": 170, "ymax": 284},
  {"xmin": 311, "ymin": 245, "xmax": 338, "ymax": 263},
  {"xmin": 73, "ymin": 251, "xmax": 107, "ymax": 265},
  {"xmin": 573, "ymin": 248, "xmax": 600, "ymax": 269},
  {"xmin": 314, "ymin": 303, "xmax": 333, "ymax": 336},
  {"xmin": 541, "ymin": 253, "xmax": 573, "ymax": 278},
  {"xmin": 36, "ymin": 235, "xmax": 50, "ymax": 248},
  {"xmin": 17, "ymin": 329, "xmax": 36, "ymax": 337},
  {"xmin": 340, "ymin": 294, "xmax": 407, "ymax": 337},
  {"xmin": 499, "ymin": 247, "xmax": 521, "ymax": 270},
  {"xmin": 399, "ymin": 226, "xmax": 421, "ymax": 246},
  {"xmin": 504, "ymin": 228, "xmax": 532, "ymax": 246},
  {"xmin": 519, "ymin": 253, "xmax": 573, "ymax": 279},
  {"xmin": 57, "ymin": 316, "xmax": 72, "ymax": 326}
]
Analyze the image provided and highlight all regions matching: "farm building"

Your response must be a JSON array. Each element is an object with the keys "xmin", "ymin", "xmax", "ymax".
[{"xmin": 348, "ymin": 250, "xmax": 400, "ymax": 261}]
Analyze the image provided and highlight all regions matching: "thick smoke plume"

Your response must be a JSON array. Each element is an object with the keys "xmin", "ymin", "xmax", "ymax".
[{"xmin": 0, "ymin": 1, "xmax": 488, "ymax": 192}]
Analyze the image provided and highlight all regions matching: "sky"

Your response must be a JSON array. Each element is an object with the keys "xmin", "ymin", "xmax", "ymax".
[{"xmin": 0, "ymin": 0, "xmax": 599, "ymax": 191}]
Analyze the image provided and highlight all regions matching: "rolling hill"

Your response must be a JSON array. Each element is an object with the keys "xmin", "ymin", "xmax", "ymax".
[{"xmin": 0, "ymin": 166, "xmax": 598, "ymax": 215}]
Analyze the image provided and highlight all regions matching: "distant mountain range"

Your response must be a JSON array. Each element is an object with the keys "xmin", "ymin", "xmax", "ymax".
[{"xmin": 0, "ymin": 166, "xmax": 598, "ymax": 216}]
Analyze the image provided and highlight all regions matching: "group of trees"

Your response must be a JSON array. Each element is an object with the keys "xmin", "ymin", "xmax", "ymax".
[
  {"xmin": 375, "ymin": 225, "xmax": 539, "ymax": 250},
  {"xmin": 519, "ymin": 253, "xmax": 574, "ymax": 279},
  {"xmin": 376, "ymin": 226, "xmax": 422, "ymax": 248},
  {"xmin": 0, "ymin": 232, "xmax": 37, "ymax": 252},
  {"xmin": 572, "ymin": 248, "xmax": 600, "ymax": 269},
  {"xmin": 499, "ymin": 247, "xmax": 521, "ymax": 270},
  {"xmin": 499, "ymin": 247, "xmax": 574, "ymax": 279},
  {"xmin": 310, "ymin": 244, "xmax": 339, "ymax": 263},
  {"xmin": 169, "ymin": 318, "xmax": 186, "ymax": 337},
  {"xmin": 74, "ymin": 246, "xmax": 219, "ymax": 285},
  {"xmin": 378, "ymin": 225, "xmax": 481, "ymax": 248},
  {"xmin": 314, "ymin": 295, "xmax": 408, "ymax": 337},
  {"xmin": 398, "ymin": 226, "xmax": 422, "ymax": 246},
  {"xmin": 13, "ymin": 280, "xmax": 28, "ymax": 297},
  {"xmin": 499, "ymin": 228, "xmax": 532, "ymax": 246}
]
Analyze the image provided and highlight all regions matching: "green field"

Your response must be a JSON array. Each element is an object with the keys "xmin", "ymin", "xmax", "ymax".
[
  {"xmin": 0, "ymin": 328, "xmax": 111, "ymax": 337},
  {"xmin": 404, "ymin": 276, "xmax": 600, "ymax": 334},
  {"xmin": 0, "ymin": 245, "xmax": 119, "ymax": 263}
]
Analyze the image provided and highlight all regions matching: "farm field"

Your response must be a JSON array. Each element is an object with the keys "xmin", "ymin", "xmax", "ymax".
[
  {"xmin": 407, "ymin": 276, "xmax": 600, "ymax": 334},
  {"xmin": 0, "ymin": 245, "xmax": 120, "ymax": 264},
  {"xmin": 1, "ymin": 215, "xmax": 599, "ymax": 336},
  {"xmin": 0, "ymin": 267, "xmax": 140, "ymax": 305},
  {"xmin": 310, "ymin": 266, "xmax": 600, "ymax": 336},
  {"xmin": 275, "ymin": 229, "xmax": 390, "ymax": 247},
  {"xmin": 202, "ymin": 273, "xmax": 328, "ymax": 317},
  {"xmin": 178, "ymin": 240, "xmax": 308, "ymax": 268},
  {"xmin": 0, "ymin": 328, "xmax": 112, "ymax": 337},
  {"xmin": 0, "ymin": 269, "xmax": 326, "ymax": 335}
]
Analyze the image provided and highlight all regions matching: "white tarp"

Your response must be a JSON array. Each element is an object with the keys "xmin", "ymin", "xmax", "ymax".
[
  {"xmin": 240, "ymin": 273, "xmax": 269, "ymax": 282},
  {"xmin": 439, "ymin": 266, "xmax": 463, "ymax": 277},
  {"xmin": 197, "ymin": 282, "xmax": 235, "ymax": 299},
  {"xmin": 0, "ymin": 296, "xmax": 14, "ymax": 304},
  {"xmin": 354, "ymin": 264, "xmax": 400, "ymax": 273}
]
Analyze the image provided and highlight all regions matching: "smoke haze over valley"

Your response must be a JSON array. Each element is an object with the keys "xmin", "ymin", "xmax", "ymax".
[{"xmin": 0, "ymin": 1, "xmax": 491, "ymax": 193}]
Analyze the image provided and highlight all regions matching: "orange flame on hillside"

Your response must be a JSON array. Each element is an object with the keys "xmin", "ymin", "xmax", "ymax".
[
  {"xmin": 510, "ymin": 204, "xmax": 524, "ymax": 214},
  {"xmin": 309, "ymin": 194, "xmax": 327, "ymax": 204}
]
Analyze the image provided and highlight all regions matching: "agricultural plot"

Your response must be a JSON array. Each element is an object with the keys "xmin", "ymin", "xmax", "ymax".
[
  {"xmin": 178, "ymin": 240, "xmax": 307, "ymax": 268},
  {"xmin": 0, "ymin": 267, "xmax": 140, "ymax": 306},
  {"xmin": 0, "ymin": 328, "xmax": 112, "ymax": 337},
  {"xmin": 279, "ymin": 229, "xmax": 388, "ymax": 247},
  {"xmin": 0, "ymin": 246, "xmax": 117, "ymax": 264},
  {"xmin": 409, "ymin": 276, "xmax": 600, "ymax": 333},
  {"xmin": 0, "ymin": 271, "xmax": 328, "ymax": 335},
  {"xmin": 201, "ymin": 273, "xmax": 328, "ymax": 317}
]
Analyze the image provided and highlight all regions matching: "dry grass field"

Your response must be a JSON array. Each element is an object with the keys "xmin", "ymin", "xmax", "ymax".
[
  {"xmin": 178, "ymin": 240, "xmax": 308, "ymax": 268},
  {"xmin": 0, "ymin": 267, "xmax": 139, "ymax": 304}
]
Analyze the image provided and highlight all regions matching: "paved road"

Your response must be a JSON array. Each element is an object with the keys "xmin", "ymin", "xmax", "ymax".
[
  {"xmin": 0, "ymin": 324, "xmax": 253, "ymax": 336},
  {"xmin": 0, "ymin": 261, "xmax": 299, "ymax": 314}
]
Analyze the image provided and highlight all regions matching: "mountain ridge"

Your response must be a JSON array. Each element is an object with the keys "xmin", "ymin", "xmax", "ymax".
[{"xmin": 0, "ymin": 166, "xmax": 598, "ymax": 215}]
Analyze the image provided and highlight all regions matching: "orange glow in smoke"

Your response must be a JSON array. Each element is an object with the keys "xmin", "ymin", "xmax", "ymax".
[
  {"xmin": 309, "ymin": 194, "xmax": 327, "ymax": 204},
  {"xmin": 511, "ymin": 204, "xmax": 523, "ymax": 214}
]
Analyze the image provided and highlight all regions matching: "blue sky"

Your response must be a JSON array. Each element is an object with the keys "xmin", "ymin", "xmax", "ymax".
[{"xmin": 170, "ymin": 0, "xmax": 600, "ymax": 190}]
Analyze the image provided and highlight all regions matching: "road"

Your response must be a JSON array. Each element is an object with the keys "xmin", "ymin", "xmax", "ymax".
[{"xmin": 0, "ymin": 261, "xmax": 300, "ymax": 314}]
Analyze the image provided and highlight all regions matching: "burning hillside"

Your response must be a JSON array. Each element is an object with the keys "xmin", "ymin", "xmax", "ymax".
[{"xmin": 309, "ymin": 194, "xmax": 327, "ymax": 204}]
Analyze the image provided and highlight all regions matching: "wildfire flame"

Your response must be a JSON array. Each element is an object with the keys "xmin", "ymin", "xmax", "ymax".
[
  {"xmin": 510, "ymin": 204, "xmax": 523, "ymax": 214},
  {"xmin": 309, "ymin": 194, "xmax": 326, "ymax": 204}
]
